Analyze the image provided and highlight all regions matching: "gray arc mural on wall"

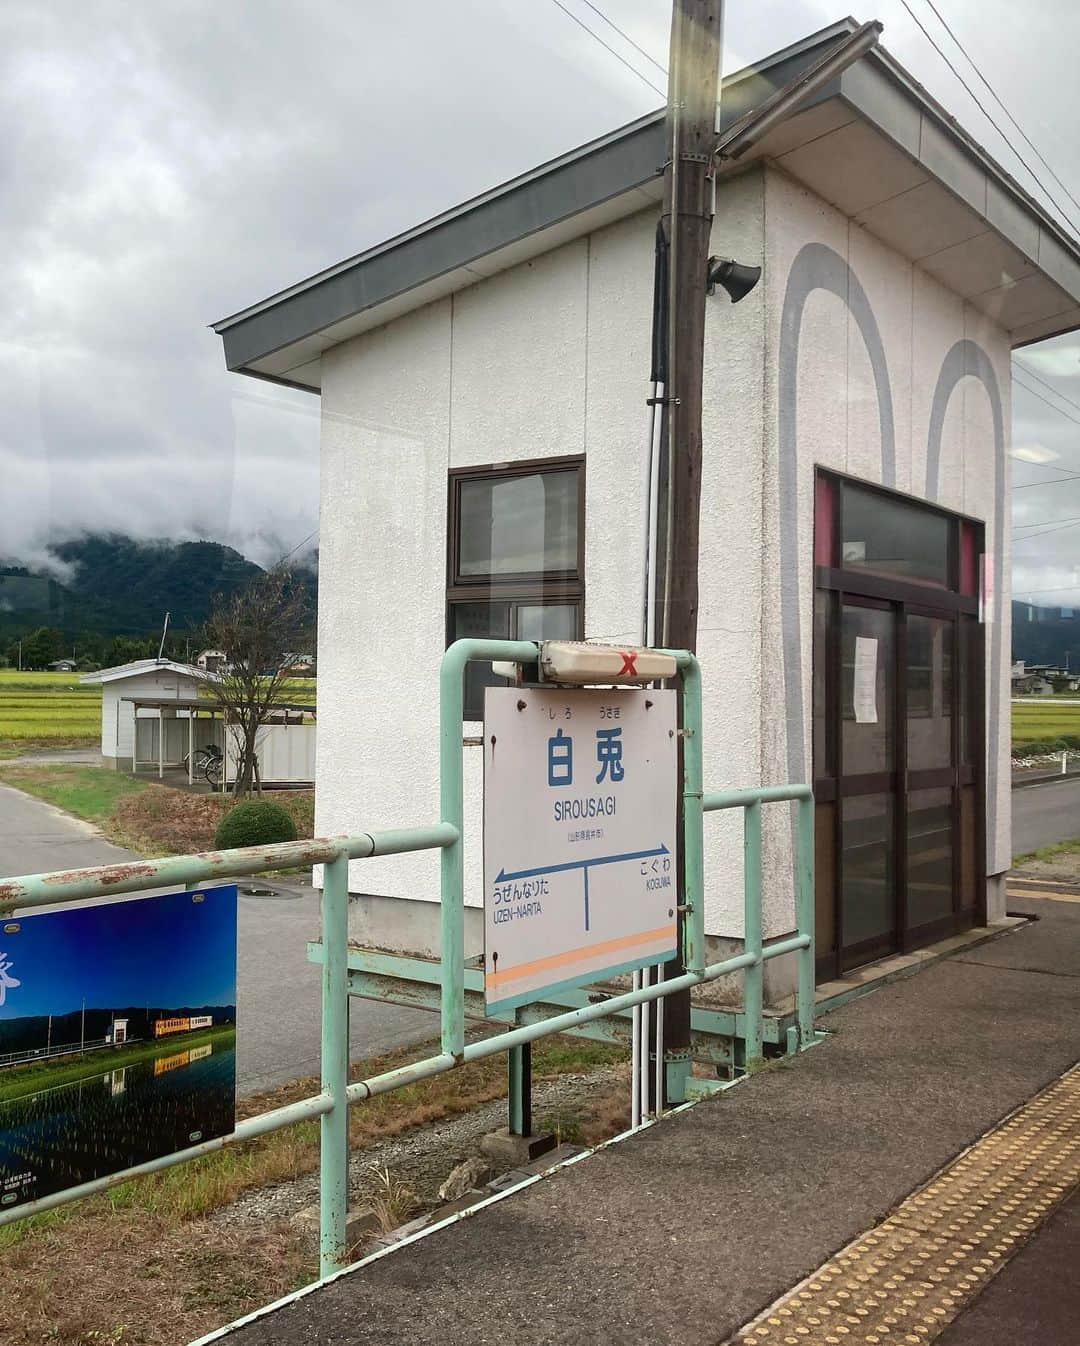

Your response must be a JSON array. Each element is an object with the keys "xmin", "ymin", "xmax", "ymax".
[
  {"xmin": 777, "ymin": 241, "xmax": 897, "ymax": 791},
  {"xmin": 777, "ymin": 242, "xmax": 1005, "ymax": 874},
  {"xmin": 925, "ymin": 339, "xmax": 1006, "ymax": 865}
]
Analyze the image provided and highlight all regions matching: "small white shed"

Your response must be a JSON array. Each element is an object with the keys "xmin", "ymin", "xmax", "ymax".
[{"xmin": 81, "ymin": 659, "xmax": 217, "ymax": 769}]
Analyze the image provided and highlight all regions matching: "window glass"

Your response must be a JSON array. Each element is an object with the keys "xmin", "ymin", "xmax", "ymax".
[
  {"xmin": 451, "ymin": 601, "xmax": 509, "ymax": 721},
  {"xmin": 516, "ymin": 603, "xmax": 578, "ymax": 643},
  {"xmin": 841, "ymin": 792, "xmax": 894, "ymax": 949},
  {"xmin": 458, "ymin": 469, "xmax": 578, "ymax": 578},
  {"xmin": 906, "ymin": 614, "xmax": 953, "ymax": 770},
  {"xmin": 841, "ymin": 483, "xmax": 950, "ymax": 587},
  {"xmin": 906, "ymin": 787, "xmax": 953, "ymax": 930}
]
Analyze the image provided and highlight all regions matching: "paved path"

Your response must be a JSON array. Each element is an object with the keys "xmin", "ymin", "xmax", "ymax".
[
  {"xmin": 0, "ymin": 784, "xmax": 432, "ymax": 1095},
  {"xmin": 215, "ymin": 895, "xmax": 1080, "ymax": 1346},
  {"xmin": 1012, "ymin": 774, "xmax": 1080, "ymax": 853}
]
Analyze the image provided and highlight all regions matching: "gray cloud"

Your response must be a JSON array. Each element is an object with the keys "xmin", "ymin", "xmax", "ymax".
[{"xmin": 2, "ymin": 0, "xmax": 1079, "ymax": 602}]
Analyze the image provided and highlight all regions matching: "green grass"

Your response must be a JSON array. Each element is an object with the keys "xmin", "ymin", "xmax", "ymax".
[
  {"xmin": 0, "ymin": 764, "xmax": 151, "ymax": 824},
  {"xmin": 1012, "ymin": 838, "xmax": 1080, "ymax": 867},
  {"xmin": 0, "ymin": 1026, "xmax": 235, "ymax": 1102},
  {"xmin": 0, "ymin": 671, "xmax": 101, "ymax": 750}
]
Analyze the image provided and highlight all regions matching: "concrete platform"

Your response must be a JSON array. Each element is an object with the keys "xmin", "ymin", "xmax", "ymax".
[{"xmin": 199, "ymin": 895, "xmax": 1080, "ymax": 1346}]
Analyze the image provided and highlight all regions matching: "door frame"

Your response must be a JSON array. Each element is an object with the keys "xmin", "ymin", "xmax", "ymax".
[{"xmin": 812, "ymin": 472, "xmax": 987, "ymax": 982}]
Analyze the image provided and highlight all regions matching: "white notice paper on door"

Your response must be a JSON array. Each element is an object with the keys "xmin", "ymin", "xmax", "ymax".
[{"xmin": 853, "ymin": 636, "xmax": 878, "ymax": 724}]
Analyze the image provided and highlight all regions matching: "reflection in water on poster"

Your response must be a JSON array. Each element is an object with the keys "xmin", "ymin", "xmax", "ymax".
[{"xmin": 0, "ymin": 886, "xmax": 237, "ymax": 1212}]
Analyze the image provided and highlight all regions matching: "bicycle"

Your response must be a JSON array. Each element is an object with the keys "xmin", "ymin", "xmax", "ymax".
[{"xmin": 182, "ymin": 743, "xmax": 224, "ymax": 786}]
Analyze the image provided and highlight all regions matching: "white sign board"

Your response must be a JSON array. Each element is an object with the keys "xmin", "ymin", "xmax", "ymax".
[{"xmin": 483, "ymin": 686, "xmax": 678, "ymax": 1014}]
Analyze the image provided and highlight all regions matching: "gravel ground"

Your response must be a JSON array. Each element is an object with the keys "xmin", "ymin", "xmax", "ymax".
[{"xmin": 214, "ymin": 1065, "xmax": 624, "ymax": 1231}]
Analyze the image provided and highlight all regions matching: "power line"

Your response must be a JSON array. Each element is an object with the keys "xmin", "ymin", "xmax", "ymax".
[
  {"xmin": 1015, "ymin": 471, "xmax": 1080, "ymax": 491},
  {"xmin": 548, "ymin": 0, "xmax": 666, "ymax": 99},
  {"xmin": 1015, "ymin": 583, "xmax": 1080, "ymax": 598},
  {"xmin": 1013, "ymin": 517, "xmax": 1080, "ymax": 545},
  {"xmin": 918, "ymin": 0, "xmax": 1080, "ymax": 220},
  {"xmin": 577, "ymin": 0, "xmax": 668, "ymax": 77},
  {"xmin": 1013, "ymin": 358, "xmax": 1080, "ymax": 422},
  {"xmin": 900, "ymin": 0, "xmax": 1080, "ymax": 236},
  {"xmin": 1012, "ymin": 511, "xmax": 1080, "ymax": 527},
  {"xmin": 1014, "ymin": 373, "xmax": 1080, "ymax": 430},
  {"xmin": 274, "ymin": 529, "xmax": 318, "ymax": 567}
]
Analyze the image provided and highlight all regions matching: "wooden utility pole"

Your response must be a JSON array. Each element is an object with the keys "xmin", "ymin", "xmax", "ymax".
[{"xmin": 654, "ymin": 0, "xmax": 725, "ymax": 1107}]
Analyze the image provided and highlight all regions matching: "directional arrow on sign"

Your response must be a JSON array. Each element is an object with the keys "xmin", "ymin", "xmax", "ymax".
[
  {"xmin": 495, "ymin": 844, "xmax": 670, "ymax": 931},
  {"xmin": 496, "ymin": 844, "xmax": 668, "ymax": 884}
]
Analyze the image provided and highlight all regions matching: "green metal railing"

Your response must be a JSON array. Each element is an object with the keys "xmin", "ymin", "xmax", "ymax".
[{"xmin": 0, "ymin": 640, "xmax": 815, "ymax": 1284}]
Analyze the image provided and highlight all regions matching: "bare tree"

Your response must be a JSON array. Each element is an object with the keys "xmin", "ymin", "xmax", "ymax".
[{"xmin": 201, "ymin": 567, "xmax": 314, "ymax": 797}]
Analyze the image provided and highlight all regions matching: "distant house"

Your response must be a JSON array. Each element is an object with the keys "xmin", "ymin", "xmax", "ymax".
[
  {"xmin": 282, "ymin": 652, "xmax": 315, "ymax": 676},
  {"xmin": 48, "ymin": 659, "xmax": 77, "ymax": 673},
  {"xmin": 80, "ymin": 656, "xmax": 316, "ymax": 785},
  {"xmin": 195, "ymin": 649, "xmax": 228, "ymax": 674},
  {"xmin": 81, "ymin": 659, "xmax": 218, "ymax": 771}
]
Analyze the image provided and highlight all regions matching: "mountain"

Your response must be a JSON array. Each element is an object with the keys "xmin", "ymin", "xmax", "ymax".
[
  {"xmin": 53, "ymin": 536, "xmax": 262, "ymax": 632},
  {"xmin": 0, "ymin": 535, "xmax": 315, "ymax": 645},
  {"xmin": 1012, "ymin": 600, "xmax": 1080, "ymax": 667}
]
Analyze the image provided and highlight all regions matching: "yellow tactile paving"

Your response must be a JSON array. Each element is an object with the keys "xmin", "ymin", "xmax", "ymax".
[
  {"xmin": 1007, "ymin": 887, "xmax": 1080, "ymax": 904},
  {"xmin": 729, "ymin": 1064, "xmax": 1080, "ymax": 1346}
]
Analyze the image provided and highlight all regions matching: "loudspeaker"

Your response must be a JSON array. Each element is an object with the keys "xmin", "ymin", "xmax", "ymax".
[{"xmin": 706, "ymin": 257, "xmax": 762, "ymax": 303}]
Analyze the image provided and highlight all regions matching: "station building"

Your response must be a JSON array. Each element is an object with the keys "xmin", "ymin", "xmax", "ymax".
[{"xmin": 214, "ymin": 20, "xmax": 1080, "ymax": 993}]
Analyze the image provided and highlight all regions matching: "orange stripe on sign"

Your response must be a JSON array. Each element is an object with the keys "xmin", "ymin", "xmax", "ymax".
[{"xmin": 485, "ymin": 925, "xmax": 674, "ymax": 989}]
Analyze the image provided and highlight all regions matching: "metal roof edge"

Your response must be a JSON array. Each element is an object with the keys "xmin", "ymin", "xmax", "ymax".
[
  {"xmin": 211, "ymin": 21, "xmax": 861, "ymax": 376},
  {"xmin": 211, "ymin": 18, "xmax": 860, "ymax": 337},
  {"xmin": 214, "ymin": 15, "xmax": 1080, "ymax": 381},
  {"xmin": 855, "ymin": 42, "xmax": 1080, "ymax": 268}
]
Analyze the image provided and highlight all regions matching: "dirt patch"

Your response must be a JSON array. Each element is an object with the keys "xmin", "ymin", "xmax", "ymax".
[
  {"xmin": 1011, "ymin": 850, "xmax": 1080, "ymax": 884},
  {"xmin": 111, "ymin": 786, "xmax": 314, "ymax": 854},
  {"xmin": 4, "ymin": 1209, "xmax": 313, "ymax": 1346},
  {"xmin": 0, "ymin": 1040, "xmax": 627, "ymax": 1346},
  {"xmin": 217, "ymin": 1065, "xmax": 628, "ymax": 1233}
]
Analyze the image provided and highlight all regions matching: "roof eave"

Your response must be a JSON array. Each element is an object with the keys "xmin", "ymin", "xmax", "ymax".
[{"xmin": 213, "ymin": 18, "xmax": 1080, "ymax": 388}]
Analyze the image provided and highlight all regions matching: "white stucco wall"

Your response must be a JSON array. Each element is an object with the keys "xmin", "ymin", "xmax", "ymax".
[
  {"xmin": 315, "ymin": 160, "xmax": 1012, "ymax": 957},
  {"xmin": 317, "ymin": 211, "xmax": 657, "ymax": 949},
  {"xmin": 758, "ymin": 166, "xmax": 1012, "ymax": 933},
  {"xmin": 101, "ymin": 670, "xmax": 200, "ymax": 759}
]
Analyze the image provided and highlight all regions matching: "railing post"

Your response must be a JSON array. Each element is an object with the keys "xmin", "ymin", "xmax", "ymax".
[
  {"xmin": 678, "ymin": 654, "xmax": 705, "ymax": 977},
  {"xmin": 742, "ymin": 799, "xmax": 764, "ymax": 1067},
  {"xmin": 508, "ymin": 1043, "xmax": 532, "ymax": 1137},
  {"xmin": 439, "ymin": 648, "xmax": 468, "ymax": 1060},
  {"xmin": 796, "ymin": 793, "xmax": 816, "ymax": 1047},
  {"xmin": 319, "ymin": 850, "xmax": 350, "ymax": 1279},
  {"xmin": 437, "ymin": 639, "xmax": 538, "ymax": 1061}
]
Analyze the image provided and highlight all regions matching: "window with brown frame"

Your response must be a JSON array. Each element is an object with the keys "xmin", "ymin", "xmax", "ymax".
[{"xmin": 447, "ymin": 457, "xmax": 585, "ymax": 720}]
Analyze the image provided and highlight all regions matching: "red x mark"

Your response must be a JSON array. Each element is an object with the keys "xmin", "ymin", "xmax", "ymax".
[{"xmin": 618, "ymin": 650, "xmax": 638, "ymax": 676}]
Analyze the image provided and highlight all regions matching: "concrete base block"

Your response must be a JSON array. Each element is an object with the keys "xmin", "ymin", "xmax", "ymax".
[
  {"xmin": 480, "ymin": 1128, "xmax": 557, "ymax": 1167},
  {"xmin": 290, "ymin": 1202, "xmax": 381, "ymax": 1245}
]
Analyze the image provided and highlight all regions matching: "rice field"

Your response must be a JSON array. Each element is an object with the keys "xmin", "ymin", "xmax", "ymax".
[
  {"xmin": 0, "ymin": 671, "xmax": 101, "ymax": 749},
  {"xmin": 1011, "ymin": 698, "xmax": 1080, "ymax": 747}
]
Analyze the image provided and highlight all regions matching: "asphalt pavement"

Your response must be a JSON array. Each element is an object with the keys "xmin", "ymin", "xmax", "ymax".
[
  {"xmin": 0, "ymin": 783, "xmax": 433, "ymax": 1095},
  {"xmin": 1012, "ymin": 774, "xmax": 1080, "ymax": 853},
  {"xmin": 212, "ymin": 894, "xmax": 1080, "ymax": 1346}
]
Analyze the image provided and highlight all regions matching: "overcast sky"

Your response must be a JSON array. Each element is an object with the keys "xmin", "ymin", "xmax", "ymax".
[{"xmin": 3, "ymin": 1, "xmax": 1079, "ymax": 599}]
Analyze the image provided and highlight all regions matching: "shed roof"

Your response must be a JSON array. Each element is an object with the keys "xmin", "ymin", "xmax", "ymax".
[
  {"xmin": 213, "ymin": 18, "xmax": 1080, "ymax": 392},
  {"xmin": 80, "ymin": 659, "xmax": 215, "ymax": 686}
]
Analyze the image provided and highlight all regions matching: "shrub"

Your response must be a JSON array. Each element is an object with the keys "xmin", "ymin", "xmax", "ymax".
[{"xmin": 214, "ymin": 799, "xmax": 297, "ymax": 850}]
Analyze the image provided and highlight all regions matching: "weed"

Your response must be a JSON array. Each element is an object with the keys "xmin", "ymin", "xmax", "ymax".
[{"xmin": 368, "ymin": 1165, "xmax": 421, "ymax": 1233}]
